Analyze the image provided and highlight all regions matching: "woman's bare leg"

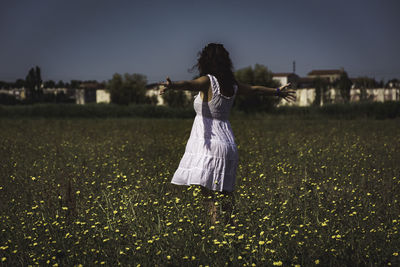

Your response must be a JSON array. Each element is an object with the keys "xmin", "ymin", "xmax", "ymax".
[
  {"xmin": 220, "ymin": 190, "xmax": 236, "ymax": 226},
  {"xmin": 200, "ymin": 186, "xmax": 217, "ymax": 224}
]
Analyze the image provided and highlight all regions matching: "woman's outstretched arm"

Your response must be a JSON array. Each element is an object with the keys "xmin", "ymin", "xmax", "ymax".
[
  {"xmin": 157, "ymin": 76, "xmax": 210, "ymax": 95},
  {"xmin": 237, "ymin": 81, "xmax": 296, "ymax": 102}
]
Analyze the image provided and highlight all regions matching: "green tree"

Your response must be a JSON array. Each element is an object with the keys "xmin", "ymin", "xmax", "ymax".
[
  {"xmin": 70, "ymin": 80, "xmax": 82, "ymax": 89},
  {"xmin": 25, "ymin": 66, "xmax": 43, "ymax": 102},
  {"xmin": 14, "ymin": 79, "xmax": 25, "ymax": 88},
  {"xmin": 334, "ymin": 72, "xmax": 353, "ymax": 103},
  {"xmin": 354, "ymin": 77, "xmax": 370, "ymax": 101},
  {"xmin": 386, "ymin": 79, "xmax": 400, "ymax": 88},
  {"xmin": 56, "ymin": 80, "xmax": 65, "ymax": 88},
  {"xmin": 0, "ymin": 81, "xmax": 7, "ymax": 89},
  {"xmin": 353, "ymin": 77, "xmax": 377, "ymax": 89},
  {"xmin": 124, "ymin": 73, "xmax": 147, "ymax": 104},
  {"xmin": 108, "ymin": 73, "xmax": 125, "ymax": 104},
  {"xmin": 234, "ymin": 64, "xmax": 280, "ymax": 112},
  {"xmin": 163, "ymin": 90, "xmax": 190, "ymax": 107},
  {"xmin": 44, "ymin": 80, "xmax": 56, "ymax": 88},
  {"xmin": 107, "ymin": 73, "xmax": 148, "ymax": 105}
]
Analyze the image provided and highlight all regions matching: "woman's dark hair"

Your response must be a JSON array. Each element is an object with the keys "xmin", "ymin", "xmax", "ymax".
[{"xmin": 194, "ymin": 43, "xmax": 236, "ymax": 97}]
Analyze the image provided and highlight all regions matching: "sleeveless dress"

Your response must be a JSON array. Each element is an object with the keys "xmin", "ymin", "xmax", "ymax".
[{"xmin": 171, "ymin": 74, "xmax": 239, "ymax": 192}]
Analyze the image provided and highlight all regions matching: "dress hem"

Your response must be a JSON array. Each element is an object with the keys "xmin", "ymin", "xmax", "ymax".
[{"xmin": 170, "ymin": 181, "xmax": 234, "ymax": 192}]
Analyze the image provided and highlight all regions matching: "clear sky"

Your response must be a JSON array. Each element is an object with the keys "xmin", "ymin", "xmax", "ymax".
[{"xmin": 1, "ymin": 0, "xmax": 399, "ymax": 84}]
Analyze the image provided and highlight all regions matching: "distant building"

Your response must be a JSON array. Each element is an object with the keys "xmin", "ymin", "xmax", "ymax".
[
  {"xmin": 42, "ymin": 88, "xmax": 69, "ymax": 95},
  {"xmin": 275, "ymin": 68, "xmax": 399, "ymax": 106},
  {"xmin": 350, "ymin": 88, "xmax": 399, "ymax": 102},
  {"xmin": 307, "ymin": 69, "xmax": 344, "ymax": 82},
  {"xmin": 75, "ymin": 88, "xmax": 96, "ymax": 104},
  {"xmin": 0, "ymin": 88, "xmax": 26, "ymax": 100},
  {"xmin": 279, "ymin": 87, "xmax": 400, "ymax": 107},
  {"xmin": 75, "ymin": 88, "xmax": 111, "ymax": 104},
  {"xmin": 272, "ymin": 73, "xmax": 300, "ymax": 88},
  {"xmin": 96, "ymin": 89, "xmax": 110, "ymax": 103},
  {"xmin": 146, "ymin": 87, "xmax": 165, "ymax": 106},
  {"xmin": 75, "ymin": 82, "xmax": 108, "ymax": 104},
  {"xmin": 297, "ymin": 77, "xmax": 321, "ymax": 89},
  {"xmin": 144, "ymin": 84, "xmax": 193, "ymax": 106},
  {"xmin": 387, "ymin": 79, "xmax": 400, "ymax": 88}
]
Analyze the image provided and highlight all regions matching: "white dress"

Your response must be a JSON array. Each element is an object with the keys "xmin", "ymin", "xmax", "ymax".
[{"xmin": 171, "ymin": 74, "xmax": 239, "ymax": 192}]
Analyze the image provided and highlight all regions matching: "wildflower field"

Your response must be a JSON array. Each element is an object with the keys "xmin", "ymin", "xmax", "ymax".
[{"xmin": 0, "ymin": 117, "xmax": 399, "ymax": 266}]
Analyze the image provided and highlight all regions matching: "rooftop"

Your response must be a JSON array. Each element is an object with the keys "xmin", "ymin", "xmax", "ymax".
[
  {"xmin": 273, "ymin": 72, "xmax": 298, "ymax": 77},
  {"xmin": 308, "ymin": 69, "xmax": 344, "ymax": 76}
]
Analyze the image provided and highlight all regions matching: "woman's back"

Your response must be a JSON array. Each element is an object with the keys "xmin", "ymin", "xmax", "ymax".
[{"xmin": 193, "ymin": 74, "xmax": 237, "ymax": 121}]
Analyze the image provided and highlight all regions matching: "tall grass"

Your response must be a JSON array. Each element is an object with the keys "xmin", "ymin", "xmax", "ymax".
[
  {"xmin": 1, "ymin": 101, "xmax": 400, "ymax": 119},
  {"xmin": 0, "ymin": 118, "xmax": 399, "ymax": 266},
  {"xmin": 0, "ymin": 103, "xmax": 195, "ymax": 118}
]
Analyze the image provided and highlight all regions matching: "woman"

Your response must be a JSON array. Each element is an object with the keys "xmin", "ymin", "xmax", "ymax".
[{"xmin": 158, "ymin": 43, "xmax": 295, "ymax": 224}]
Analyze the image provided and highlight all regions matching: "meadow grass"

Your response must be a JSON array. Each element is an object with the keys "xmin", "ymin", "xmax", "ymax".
[{"xmin": 0, "ymin": 117, "xmax": 399, "ymax": 266}]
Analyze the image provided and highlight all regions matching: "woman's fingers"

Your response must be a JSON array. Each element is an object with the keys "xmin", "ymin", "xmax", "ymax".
[
  {"xmin": 280, "ymin": 83, "xmax": 291, "ymax": 91},
  {"xmin": 284, "ymin": 95, "xmax": 295, "ymax": 102},
  {"xmin": 288, "ymin": 91, "xmax": 296, "ymax": 99},
  {"xmin": 282, "ymin": 90, "xmax": 296, "ymax": 102},
  {"xmin": 288, "ymin": 94, "xmax": 296, "ymax": 102}
]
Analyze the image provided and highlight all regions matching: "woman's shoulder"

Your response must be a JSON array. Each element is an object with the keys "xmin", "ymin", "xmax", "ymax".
[
  {"xmin": 189, "ymin": 76, "xmax": 211, "ymax": 92},
  {"xmin": 208, "ymin": 74, "xmax": 237, "ymax": 98}
]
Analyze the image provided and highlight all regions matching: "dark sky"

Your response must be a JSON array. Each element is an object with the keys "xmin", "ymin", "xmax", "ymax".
[{"xmin": 1, "ymin": 0, "xmax": 399, "ymax": 83}]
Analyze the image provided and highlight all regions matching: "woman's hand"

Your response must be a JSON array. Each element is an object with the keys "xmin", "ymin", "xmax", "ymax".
[
  {"xmin": 278, "ymin": 83, "xmax": 296, "ymax": 102},
  {"xmin": 158, "ymin": 77, "xmax": 172, "ymax": 95}
]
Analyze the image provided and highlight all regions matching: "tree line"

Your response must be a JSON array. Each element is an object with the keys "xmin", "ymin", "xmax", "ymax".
[
  {"xmin": 106, "ymin": 63, "xmax": 281, "ymax": 111},
  {"xmin": 1, "ymin": 65, "xmax": 399, "ymax": 109},
  {"xmin": 0, "ymin": 64, "xmax": 281, "ymax": 110}
]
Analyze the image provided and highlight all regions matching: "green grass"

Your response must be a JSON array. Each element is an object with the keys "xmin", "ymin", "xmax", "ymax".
[
  {"xmin": 0, "ymin": 118, "xmax": 399, "ymax": 266},
  {"xmin": 1, "ymin": 101, "xmax": 400, "ymax": 119}
]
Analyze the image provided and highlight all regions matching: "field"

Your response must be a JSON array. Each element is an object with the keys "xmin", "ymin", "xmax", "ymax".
[{"xmin": 0, "ymin": 117, "xmax": 399, "ymax": 266}]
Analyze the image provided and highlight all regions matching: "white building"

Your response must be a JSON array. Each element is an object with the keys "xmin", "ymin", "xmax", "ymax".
[
  {"xmin": 145, "ymin": 85, "xmax": 193, "ymax": 106},
  {"xmin": 96, "ymin": 89, "xmax": 110, "ymax": 103},
  {"xmin": 307, "ymin": 69, "xmax": 344, "ymax": 83},
  {"xmin": 146, "ymin": 88, "xmax": 165, "ymax": 106},
  {"xmin": 0, "ymin": 88, "xmax": 26, "ymax": 100},
  {"xmin": 273, "ymin": 73, "xmax": 300, "ymax": 88},
  {"xmin": 278, "ymin": 87, "xmax": 400, "ymax": 106}
]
